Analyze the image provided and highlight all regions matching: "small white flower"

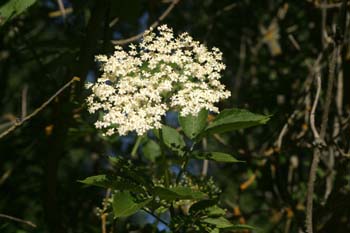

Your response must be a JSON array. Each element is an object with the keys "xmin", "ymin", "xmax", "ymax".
[{"xmin": 86, "ymin": 24, "xmax": 230, "ymax": 136}]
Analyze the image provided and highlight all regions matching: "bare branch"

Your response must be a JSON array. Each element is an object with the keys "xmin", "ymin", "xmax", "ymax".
[
  {"xmin": 309, "ymin": 74, "xmax": 322, "ymax": 141},
  {"xmin": 306, "ymin": 46, "xmax": 339, "ymax": 233},
  {"xmin": 112, "ymin": 0, "xmax": 180, "ymax": 45},
  {"xmin": 0, "ymin": 77, "xmax": 80, "ymax": 140},
  {"xmin": 0, "ymin": 213, "xmax": 37, "ymax": 228}
]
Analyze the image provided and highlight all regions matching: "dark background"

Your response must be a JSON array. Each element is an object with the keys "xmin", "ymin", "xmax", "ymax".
[{"xmin": 0, "ymin": 0, "xmax": 349, "ymax": 232}]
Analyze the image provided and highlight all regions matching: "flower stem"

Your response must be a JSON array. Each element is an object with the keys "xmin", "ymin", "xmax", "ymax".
[
  {"xmin": 158, "ymin": 128, "xmax": 170, "ymax": 187},
  {"xmin": 131, "ymin": 136, "xmax": 143, "ymax": 159}
]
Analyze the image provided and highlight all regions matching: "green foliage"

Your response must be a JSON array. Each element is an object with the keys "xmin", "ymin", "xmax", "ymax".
[
  {"xmin": 78, "ymin": 108, "xmax": 267, "ymax": 232},
  {"xmin": 79, "ymin": 174, "xmax": 146, "ymax": 193},
  {"xmin": 153, "ymin": 186, "xmax": 206, "ymax": 201},
  {"xmin": 0, "ymin": 0, "xmax": 37, "ymax": 25},
  {"xmin": 191, "ymin": 151, "xmax": 241, "ymax": 163},
  {"xmin": 112, "ymin": 191, "xmax": 151, "ymax": 218},
  {"xmin": 142, "ymin": 139, "xmax": 161, "ymax": 162},
  {"xmin": 160, "ymin": 125, "xmax": 186, "ymax": 156},
  {"xmin": 179, "ymin": 109, "xmax": 208, "ymax": 140},
  {"xmin": 203, "ymin": 108, "xmax": 270, "ymax": 136}
]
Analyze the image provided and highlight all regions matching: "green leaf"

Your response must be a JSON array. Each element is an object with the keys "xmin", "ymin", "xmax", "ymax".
[
  {"xmin": 203, "ymin": 217, "xmax": 256, "ymax": 231},
  {"xmin": 154, "ymin": 186, "xmax": 206, "ymax": 201},
  {"xmin": 189, "ymin": 199, "xmax": 217, "ymax": 214},
  {"xmin": 161, "ymin": 125, "xmax": 186, "ymax": 155},
  {"xmin": 190, "ymin": 200, "xmax": 226, "ymax": 216},
  {"xmin": 202, "ymin": 217, "xmax": 233, "ymax": 228},
  {"xmin": 78, "ymin": 175, "xmax": 111, "ymax": 188},
  {"xmin": 223, "ymin": 224, "xmax": 256, "ymax": 231},
  {"xmin": 142, "ymin": 139, "xmax": 161, "ymax": 162},
  {"xmin": 206, "ymin": 206, "xmax": 226, "ymax": 217},
  {"xmin": 108, "ymin": 157, "xmax": 154, "ymax": 190},
  {"xmin": 203, "ymin": 108, "xmax": 270, "ymax": 135},
  {"xmin": 179, "ymin": 109, "xmax": 208, "ymax": 140},
  {"xmin": 112, "ymin": 191, "xmax": 151, "ymax": 218},
  {"xmin": 78, "ymin": 174, "xmax": 145, "ymax": 192},
  {"xmin": 0, "ymin": 0, "xmax": 37, "ymax": 25},
  {"xmin": 192, "ymin": 152, "xmax": 242, "ymax": 163},
  {"xmin": 209, "ymin": 228, "xmax": 220, "ymax": 233}
]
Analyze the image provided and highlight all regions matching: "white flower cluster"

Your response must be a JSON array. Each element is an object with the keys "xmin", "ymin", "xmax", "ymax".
[{"xmin": 86, "ymin": 25, "xmax": 230, "ymax": 136}]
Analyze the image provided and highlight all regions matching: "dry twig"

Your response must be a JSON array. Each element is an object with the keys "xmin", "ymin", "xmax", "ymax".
[
  {"xmin": 112, "ymin": 0, "xmax": 180, "ymax": 45},
  {"xmin": 0, "ymin": 213, "xmax": 37, "ymax": 228},
  {"xmin": 0, "ymin": 77, "xmax": 80, "ymax": 140}
]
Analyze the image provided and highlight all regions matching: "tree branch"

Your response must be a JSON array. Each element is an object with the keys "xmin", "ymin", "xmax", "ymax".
[
  {"xmin": 0, "ymin": 213, "xmax": 37, "ymax": 228},
  {"xmin": 0, "ymin": 77, "xmax": 80, "ymax": 140},
  {"xmin": 111, "ymin": 0, "xmax": 180, "ymax": 45}
]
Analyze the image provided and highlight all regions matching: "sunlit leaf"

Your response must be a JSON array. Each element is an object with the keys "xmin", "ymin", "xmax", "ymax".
[
  {"xmin": 179, "ymin": 109, "xmax": 208, "ymax": 140},
  {"xmin": 203, "ymin": 108, "xmax": 270, "ymax": 135},
  {"xmin": 161, "ymin": 125, "xmax": 186, "ymax": 156},
  {"xmin": 0, "ymin": 0, "xmax": 37, "ymax": 25},
  {"xmin": 192, "ymin": 152, "xmax": 242, "ymax": 163},
  {"xmin": 154, "ymin": 186, "xmax": 206, "ymax": 201},
  {"xmin": 112, "ymin": 191, "xmax": 151, "ymax": 218}
]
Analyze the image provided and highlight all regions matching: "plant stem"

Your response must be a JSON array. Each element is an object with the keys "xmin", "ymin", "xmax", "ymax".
[
  {"xmin": 176, "ymin": 142, "xmax": 196, "ymax": 184},
  {"xmin": 158, "ymin": 128, "xmax": 170, "ymax": 187},
  {"xmin": 131, "ymin": 136, "xmax": 143, "ymax": 158}
]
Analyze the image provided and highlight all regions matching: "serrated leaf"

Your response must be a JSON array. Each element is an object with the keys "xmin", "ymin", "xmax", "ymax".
[
  {"xmin": 161, "ymin": 125, "xmax": 186, "ymax": 156},
  {"xmin": 192, "ymin": 152, "xmax": 242, "ymax": 163},
  {"xmin": 112, "ymin": 191, "xmax": 151, "ymax": 218},
  {"xmin": 0, "ymin": 0, "xmax": 37, "ymax": 25},
  {"xmin": 154, "ymin": 186, "xmax": 206, "ymax": 201},
  {"xmin": 203, "ymin": 108, "xmax": 270, "ymax": 135},
  {"xmin": 142, "ymin": 139, "xmax": 161, "ymax": 162},
  {"xmin": 179, "ymin": 109, "xmax": 208, "ymax": 140}
]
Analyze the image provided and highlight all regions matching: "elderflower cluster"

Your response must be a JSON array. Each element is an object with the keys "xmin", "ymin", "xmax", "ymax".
[{"xmin": 86, "ymin": 25, "xmax": 230, "ymax": 136}]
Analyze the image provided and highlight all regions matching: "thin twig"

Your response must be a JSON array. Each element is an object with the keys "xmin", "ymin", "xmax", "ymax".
[
  {"xmin": 101, "ymin": 189, "xmax": 111, "ymax": 233},
  {"xmin": 0, "ymin": 77, "xmax": 80, "ymax": 140},
  {"xmin": 21, "ymin": 85, "xmax": 28, "ymax": 120},
  {"xmin": 112, "ymin": 0, "xmax": 180, "ymax": 45},
  {"xmin": 201, "ymin": 138, "xmax": 208, "ymax": 176},
  {"xmin": 276, "ymin": 111, "xmax": 297, "ymax": 150},
  {"xmin": 56, "ymin": 0, "xmax": 66, "ymax": 18},
  {"xmin": 232, "ymin": 36, "xmax": 246, "ymax": 101},
  {"xmin": 314, "ymin": 2, "xmax": 350, "ymax": 9},
  {"xmin": 309, "ymin": 74, "xmax": 322, "ymax": 141},
  {"xmin": 274, "ymin": 54, "xmax": 323, "ymax": 150},
  {"xmin": 0, "ymin": 213, "xmax": 37, "ymax": 228},
  {"xmin": 306, "ymin": 46, "xmax": 339, "ymax": 233}
]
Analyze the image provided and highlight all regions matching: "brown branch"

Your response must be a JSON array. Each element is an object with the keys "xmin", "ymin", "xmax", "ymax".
[
  {"xmin": 314, "ymin": 2, "xmax": 350, "ymax": 9},
  {"xmin": 0, "ymin": 77, "xmax": 80, "ymax": 140},
  {"xmin": 111, "ymin": 0, "xmax": 180, "ymax": 45},
  {"xmin": 101, "ymin": 189, "xmax": 111, "ymax": 233},
  {"xmin": 0, "ymin": 213, "xmax": 37, "ymax": 228},
  {"xmin": 309, "ymin": 74, "xmax": 322, "ymax": 141},
  {"xmin": 274, "ymin": 54, "xmax": 323, "ymax": 151},
  {"xmin": 21, "ymin": 85, "xmax": 28, "ymax": 120},
  {"xmin": 201, "ymin": 138, "xmax": 208, "ymax": 176},
  {"xmin": 56, "ymin": 0, "xmax": 66, "ymax": 18},
  {"xmin": 306, "ymin": 46, "xmax": 339, "ymax": 233}
]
